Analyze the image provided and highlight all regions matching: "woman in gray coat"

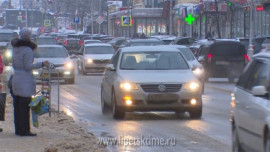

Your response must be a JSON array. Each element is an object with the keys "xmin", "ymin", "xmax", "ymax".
[{"xmin": 11, "ymin": 28, "xmax": 48, "ymax": 136}]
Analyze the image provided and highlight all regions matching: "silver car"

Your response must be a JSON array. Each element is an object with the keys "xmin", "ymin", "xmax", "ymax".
[
  {"xmin": 77, "ymin": 43, "xmax": 115, "ymax": 75},
  {"xmin": 33, "ymin": 45, "xmax": 75, "ymax": 84},
  {"xmin": 101, "ymin": 46, "xmax": 203, "ymax": 119},
  {"xmin": 231, "ymin": 52, "xmax": 270, "ymax": 152}
]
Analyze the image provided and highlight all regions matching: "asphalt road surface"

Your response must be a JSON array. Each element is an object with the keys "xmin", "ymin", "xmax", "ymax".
[{"xmin": 50, "ymin": 71, "xmax": 234, "ymax": 152}]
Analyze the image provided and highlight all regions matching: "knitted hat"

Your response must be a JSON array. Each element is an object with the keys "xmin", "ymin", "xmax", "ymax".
[{"xmin": 19, "ymin": 28, "xmax": 32, "ymax": 40}]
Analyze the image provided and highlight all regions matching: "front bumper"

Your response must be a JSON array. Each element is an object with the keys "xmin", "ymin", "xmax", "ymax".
[
  {"xmin": 114, "ymin": 85, "xmax": 202, "ymax": 112},
  {"xmin": 84, "ymin": 63, "xmax": 108, "ymax": 73},
  {"xmin": 33, "ymin": 69, "xmax": 75, "ymax": 80}
]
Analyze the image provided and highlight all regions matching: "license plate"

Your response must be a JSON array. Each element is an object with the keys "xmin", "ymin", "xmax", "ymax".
[
  {"xmin": 216, "ymin": 61, "xmax": 230, "ymax": 65},
  {"xmin": 148, "ymin": 93, "xmax": 179, "ymax": 101}
]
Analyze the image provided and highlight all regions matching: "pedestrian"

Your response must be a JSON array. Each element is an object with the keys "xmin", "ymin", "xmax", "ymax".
[{"xmin": 11, "ymin": 28, "xmax": 49, "ymax": 136}]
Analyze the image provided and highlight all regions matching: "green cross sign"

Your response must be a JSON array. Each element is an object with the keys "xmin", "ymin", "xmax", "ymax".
[{"xmin": 185, "ymin": 14, "xmax": 195, "ymax": 25}]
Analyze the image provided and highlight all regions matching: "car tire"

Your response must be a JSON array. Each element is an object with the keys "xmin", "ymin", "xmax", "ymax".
[
  {"xmin": 112, "ymin": 91, "xmax": 125, "ymax": 119},
  {"xmin": 189, "ymin": 105, "xmax": 202, "ymax": 119},
  {"xmin": 265, "ymin": 129, "xmax": 270, "ymax": 152},
  {"xmin": 101, "ymin": 87, "xmax": 110, "ymax": 114},
  {"xmin": 232, "ymin": 123, "xmax": 243, "ymax": 152}
]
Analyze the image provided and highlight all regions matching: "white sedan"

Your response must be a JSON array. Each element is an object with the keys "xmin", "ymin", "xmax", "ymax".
[{"xmin": 101, "ymin": 46, "xmax": 203, "ymax": 119}]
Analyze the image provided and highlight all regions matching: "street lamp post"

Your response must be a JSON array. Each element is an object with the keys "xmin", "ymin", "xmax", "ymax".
[{"xmin": 248, "ymin": 0, "xmax": 254, "ymax": 60}]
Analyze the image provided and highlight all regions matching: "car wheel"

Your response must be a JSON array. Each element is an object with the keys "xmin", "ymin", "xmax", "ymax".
[
  {"xmin": 112, "ymin": 91, "xmax": 125, "ymax": 119},
  {"xmin": 189, "ymin": 105, "xmax": 202, "ymax": 119},
  {"xmin": 265, "ymin": 129, "xmax": 270, "ymax": 152},
  {"xmin": 232, "ymin": 123, "xmax": 243, "ymax": 152},
  {"xmin": 101, "ymin": 87, "xmax": 110, "ymax": 114}
]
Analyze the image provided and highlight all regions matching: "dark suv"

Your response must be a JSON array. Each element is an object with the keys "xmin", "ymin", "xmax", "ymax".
[
  {"xmin": 196, "ymin": 41, "xmax": 248, "ymax": 82},
  {"xmin": 64, "ymin": 38, "xmax": 83, "ymax": 55}
]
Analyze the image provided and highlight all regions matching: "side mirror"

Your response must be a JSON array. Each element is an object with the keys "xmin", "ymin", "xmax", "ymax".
[
  {"xmin": 252, "ymin": 86, "xmax": 268, "ymax": 97},
  {"xmin": 105, "ymin": 64, "xmax": 116, "ymax": 71},
  {"xmin": 197, "ymin": 56, "xmax": 205, "ymax": 62}
]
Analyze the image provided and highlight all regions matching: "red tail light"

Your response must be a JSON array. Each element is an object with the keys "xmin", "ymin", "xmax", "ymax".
[
  {"xmin": 79, "ymin": 40, "xmax": 83, "ymax": 45},
  {"xmin": 244, "ymin": 54, "xmax": 250, "ymax": 62},
  {"xmin": 207, "ymin": 53, "xmax": 212, "ymax": 63},
  {"xmin": 252, "ymin": 45, "xmax": 255, "ymax": 49},
  {"xmin": 64, "ymin": 40, "xmax": 68, "ymax": 46},
  {"xmin": 56, "ymin": 37, "xmax": 59, "ymax": 41}
]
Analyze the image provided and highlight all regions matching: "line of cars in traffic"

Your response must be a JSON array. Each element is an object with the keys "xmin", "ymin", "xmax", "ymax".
[{"xmin": 2, "ymin": 28, "xmax": 270, "ymax": 151}]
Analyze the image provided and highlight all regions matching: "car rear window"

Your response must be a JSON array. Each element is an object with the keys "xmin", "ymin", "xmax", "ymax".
[
  {"xmin": 37, "ymin": 38, "xmax": 57, "ymax": 45},
  {"xmin": 210, "ymin": 43, "xmax": 245, "ymax": 57},
  {"xmin": 85, "ymin": 46, "xmax": 115, "ymax": 54},
  {"xmin": 68, "ymin": 40, "xmax": 80, "ymax": 44}
]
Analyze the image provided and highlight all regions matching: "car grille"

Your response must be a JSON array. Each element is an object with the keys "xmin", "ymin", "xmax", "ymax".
[
  {"xmin": 93, "ymin": 59, "xmax": 110, "ymax": 64},
  {"xmin": 140, "ymin": 84, "xmax": 182, "ymax": 93}
]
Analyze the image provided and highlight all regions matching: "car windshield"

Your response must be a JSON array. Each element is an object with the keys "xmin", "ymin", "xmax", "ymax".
[
  {"xmin": 120, "ymin": 51, "xmax": 189, "ymax": 70},
  {"xmin": 130, "ymin": 41, "xmax": 164, "ymax": 46},
  {"xmin": 37, "ymin": 38, "xmax": 57, "ymax": 45},
  {"xmin": 177, "ymin": 48, "xmax": 195, "ymax": 61},
  {"xmin": 34, "ymin": 47, "xmax": 68, "ymax": 58},
  {"xmin": 85, "ymin": 46, "xmax": 115, "ymax": 54}
]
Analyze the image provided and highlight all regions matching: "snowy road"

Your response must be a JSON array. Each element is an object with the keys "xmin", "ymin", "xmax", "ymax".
[{"xmin": 50, "ymin": 72, "xmax": 234, "ymax": 152}]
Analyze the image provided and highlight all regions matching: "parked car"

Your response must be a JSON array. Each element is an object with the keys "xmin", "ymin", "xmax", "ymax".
[
  {"xmin": 120, "ymin": 39, "xmax": 164, "ymax": 47},
  {"xmin": 77, "ymin": 43, "xmax": 114, "ymax": 75},
  {"xmin": 101, "ymin": 46, "xmax": 203, "ymax": 119},
  {"xmin": 196, "ymin": 40, "xmax": 248, "ymax": 82},
  {"xmin": 170, "ymin": 37, "xmax": 195, "ymax": 47},
  {"xmin": 63, "ymin": 38, "xmax": 83, "ymax": 55},
  {"xmin": 36, "ymin": 36, "xmax": 58, "ymax": 45},
  {"xmin": 231, "ymin": 51, "xmax": 270, "ymax": 152},
  {"xmin": 33, "ymin": 45, "xmax": 75, "ymax": 84},
  {"xmin": 84, "ymin": 40, "xmax": 101, "ymax": 45}
]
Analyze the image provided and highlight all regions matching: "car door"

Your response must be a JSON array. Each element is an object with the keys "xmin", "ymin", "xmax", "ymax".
[
  {"xmin": 235, "ymin": 59, "xmax": 269, "ymax": 151},
  {"xmin": 103, "ymin": 51, "xmax": 121, "ymax": 105}
]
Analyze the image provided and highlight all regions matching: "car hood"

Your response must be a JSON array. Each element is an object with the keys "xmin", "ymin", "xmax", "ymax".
[
  {"xmin": 34, "ymin": 58, "xmax": 70, "ymax": 65},
  {"xmin": 118, "ymin": 70, "xmax": 197, "ymax": 84},
  {"xmin": 84, "ymin": 54, "xmax": 113, "ymax": 60}
]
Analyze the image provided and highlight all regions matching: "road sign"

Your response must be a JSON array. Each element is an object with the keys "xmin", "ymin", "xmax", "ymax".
[
  {"xmin": 185, "ymin": 14, "xmax": 195, "ymax": 25},
  {"xmin": 74, "ymin": 16, "xmax": 80, "ymax": 24},
  {"xmin": 121, "ymin": 16, "xmax": 132, "ymax": 27},
  {"xmin": 44, "ymin": 20, "xmax": 51, "ymax": 26},
  {"xmin": 96, "ymin": 15, "xmax": 104, "ymax": 25},
  {"xmin": 18, "ymin": 16, "xmax": 22, "ymax": 21}
]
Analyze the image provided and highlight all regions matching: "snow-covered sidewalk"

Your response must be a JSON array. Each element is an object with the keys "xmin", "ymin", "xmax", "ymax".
[{"xmin": 0, "ymin": 97, "xmax": 108, "ymax": 152}]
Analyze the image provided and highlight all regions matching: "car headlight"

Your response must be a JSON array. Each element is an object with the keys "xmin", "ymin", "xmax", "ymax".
[
  {"xmin": 65, "ymin": 61, "xmax": 74, "ymax": 69},
  {"xmin": 192, "ymin": 67, "xmax": 203, "ymax": 76},
  {"xmin": 184, "ymin": 82, "xmax": 200, "ymax": 91},
  {"xmin": 120, "ymin": 82, "xmax": 138, "ymax": 91},
  {"xmin": 86, "ymin": 59, "xmax": 93, "ymax": 64},
  {"xmin": 33, "ymin": 70, "xmax": 39, "ymax": 76},
  {"xmin": 5, "ymin": 50, "xmax": 12, "ymax": 58}
]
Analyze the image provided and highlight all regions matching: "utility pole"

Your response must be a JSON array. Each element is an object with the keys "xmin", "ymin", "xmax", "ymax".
[
  {"xmin": 9, "ymin": 0, "xmax": 11, "ymax": 9},
  {"xmin": 248, "ymin": 0, "xmax": 254, "ymax": 60},
  {"xmin": 169, "ymin": 0, "xmax": 173, "ymax": 35},
  {"xmin": 91, "ymin": 0, "xmax": 94, "ymax": 34}
]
